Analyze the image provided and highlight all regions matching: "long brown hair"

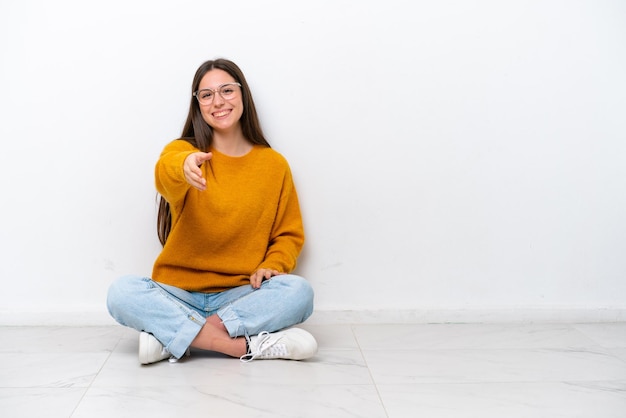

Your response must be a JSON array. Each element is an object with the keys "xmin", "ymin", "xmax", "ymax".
[{"xmin": 157, "ymin": 58, "xmax": 271, "ymax": 246}]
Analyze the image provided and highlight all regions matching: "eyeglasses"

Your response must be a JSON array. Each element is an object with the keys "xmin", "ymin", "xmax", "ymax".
[{"xmin": 193, "ymin": 83, "xmax": 241, "ymax": 105}]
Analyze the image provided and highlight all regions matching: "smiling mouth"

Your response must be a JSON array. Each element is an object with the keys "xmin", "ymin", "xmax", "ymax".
[{"xmin": 213, "ymin": 110, "xmax": 231, "ymax": 118}]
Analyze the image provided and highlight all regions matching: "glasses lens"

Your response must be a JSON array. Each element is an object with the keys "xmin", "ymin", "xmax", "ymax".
[
  {"xmin": 219, "ymin": 84, "xmax": 238, "ymax": 99},
  {"xmin": 196, "ymin": 89, "xmax": 214, "ymax": 104}
]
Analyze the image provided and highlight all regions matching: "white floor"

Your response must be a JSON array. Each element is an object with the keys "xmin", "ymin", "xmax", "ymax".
[{"xmin": 1, "ymin": 322, "xmax": 625, "ymax": 418}]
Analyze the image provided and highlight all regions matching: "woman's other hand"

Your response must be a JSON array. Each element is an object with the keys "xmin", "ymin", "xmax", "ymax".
[{"xmin": 250, "ymin": 269, "xmax": 285, "ymax": 289}]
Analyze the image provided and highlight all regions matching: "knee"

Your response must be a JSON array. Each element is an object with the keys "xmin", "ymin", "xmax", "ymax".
[
  {"xmin": 277, "ymin": 274, "xmax": 314, "ymax": 318},
  {"xmin": 106, "ymin": 275, "xmax": 144, "ymax": 318},
  {"xmin": 295, "ymin": 276, "xmax": 314, "ymax": 307},
  {"xmin": 277, "ymin": 274, "xmax": 313, "ymax": 297}
]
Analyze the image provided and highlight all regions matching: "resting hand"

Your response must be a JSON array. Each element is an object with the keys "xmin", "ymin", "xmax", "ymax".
[
  {"xmin": 250, "ymin": 269, "xmax": 285, "ymax": 289},
  {"xmin": 183, "ymin": 152, "xmax": 213, "ymax": 191}
]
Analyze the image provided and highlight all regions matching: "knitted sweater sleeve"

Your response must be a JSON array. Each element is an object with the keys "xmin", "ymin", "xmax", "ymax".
[
  {"xmin": 154, "ymin": 140, "xmax": 196, "ymax": 209},
  {"xmin": 257, "ymin": 163, "xmax": 305, "ymax": 273}
]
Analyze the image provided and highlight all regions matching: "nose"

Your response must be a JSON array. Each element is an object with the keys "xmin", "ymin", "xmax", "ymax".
[{"xmin": 213, "ymin": 92, "xmax": 226, "ymax": 106}]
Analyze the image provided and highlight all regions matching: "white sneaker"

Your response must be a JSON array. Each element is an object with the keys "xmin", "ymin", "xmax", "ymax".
[
  {"xmin": 240, "ymin": 328, "xmax": 317, "ymax": 362},
  {"xmin": 138, "ymin": 332, "xmax": 172, "ymax": 365}
]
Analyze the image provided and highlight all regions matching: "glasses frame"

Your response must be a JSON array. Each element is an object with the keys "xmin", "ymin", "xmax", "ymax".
[{"xmin": 193, "ymin": 82, "xmax": 242, "ymax": 105}]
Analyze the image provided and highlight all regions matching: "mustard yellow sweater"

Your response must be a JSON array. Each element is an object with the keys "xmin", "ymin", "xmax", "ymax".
[{"xmin": 152, "ymin": 139, "xmax": 304, "ymax": 292}]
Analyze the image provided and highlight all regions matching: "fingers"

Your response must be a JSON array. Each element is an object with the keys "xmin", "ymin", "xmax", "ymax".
[
  {"xmin": 195, "ymin": 152, "xmax": 213, "ymax": 165},
  {"xmin": 250, "ymin": 269, "xmax": 282, "ymax": 289},
  {"xmin": 250, "ymin": 272, "xmax": 262, "ymax": 289},
  {"xmin": 184, "ymin": 152, "xmax": 212, "ymax": 191}
]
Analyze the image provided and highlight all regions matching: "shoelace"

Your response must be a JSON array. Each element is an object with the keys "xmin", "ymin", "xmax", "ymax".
[
  {"xmin": 257, "ymin": 341, "xmax": 288, "ymax": 359},
  {"xmin": 240, "ymin": 331, "xmax": 285, "ymax": 362}
]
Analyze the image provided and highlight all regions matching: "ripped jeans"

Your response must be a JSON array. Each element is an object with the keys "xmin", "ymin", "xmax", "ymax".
[{"xmin": 106, "ymin": 274, "xmax": 314, "ymax": 359}]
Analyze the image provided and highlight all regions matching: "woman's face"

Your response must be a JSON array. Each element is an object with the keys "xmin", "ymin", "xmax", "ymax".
[{"xmin": 197, "ymin": 69, "xmax": 244, "ymax": 134}]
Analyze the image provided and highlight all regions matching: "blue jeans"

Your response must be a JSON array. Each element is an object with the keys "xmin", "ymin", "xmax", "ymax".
[{"xmin": 106, "ymin": 274, "xmax": 314, "ymax": 359}]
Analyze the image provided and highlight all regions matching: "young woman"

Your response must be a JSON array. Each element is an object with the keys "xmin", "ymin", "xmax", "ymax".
[{"xmin": 107, "ymin": 58, "xmax": 316, "ymax": 364}]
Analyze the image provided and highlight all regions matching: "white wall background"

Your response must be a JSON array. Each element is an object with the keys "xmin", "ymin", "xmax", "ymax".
[{"xmin": 1, "ymin": 0, "xmax": 625, "ymax": 324}]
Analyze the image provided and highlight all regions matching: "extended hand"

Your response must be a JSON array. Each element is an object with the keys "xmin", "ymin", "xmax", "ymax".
[{"xmin": 183, "ymin": 152, "xmax": 213, "ymax": 191}]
